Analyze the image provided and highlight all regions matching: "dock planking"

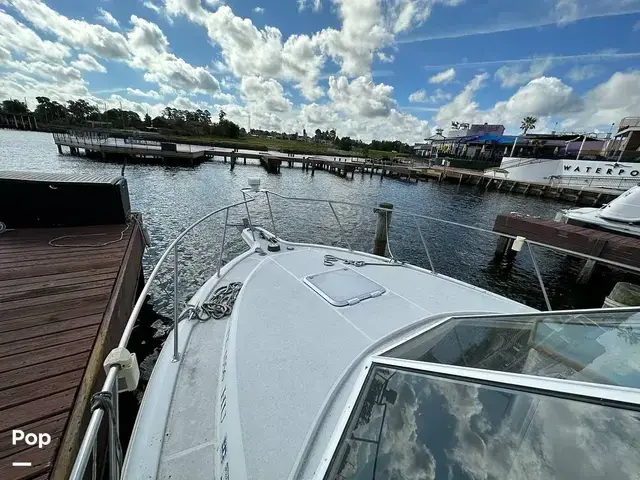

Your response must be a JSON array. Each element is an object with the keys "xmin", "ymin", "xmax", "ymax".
[
  {"xmin": 0, "ymin": 220, "xmax": 144, "ymax": 480},
  {"xmin": 493, "ymin": 213, "xmax": 640, "ymax": 269}
]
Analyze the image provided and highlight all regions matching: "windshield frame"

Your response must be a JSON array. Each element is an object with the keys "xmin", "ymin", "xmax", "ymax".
[{"xmin": 313, "ymin": 306, "xmax": 640, "ymax": 480}]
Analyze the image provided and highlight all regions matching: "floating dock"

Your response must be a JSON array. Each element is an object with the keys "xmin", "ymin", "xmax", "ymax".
[
  {"xmin": 53, "ymin": 133, "xmax": 207, "ymax": 166},
  {"xmin": 0, "ymin": 172, "xmax": 145, "ymax": 480},
  {"xmin": 493, "ymin": 212, "xmax": 640, "ymax": 283}
]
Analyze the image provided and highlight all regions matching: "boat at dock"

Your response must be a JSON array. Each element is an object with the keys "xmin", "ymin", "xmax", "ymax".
[
  {"xmin": 68, "ymin": 180, "xmax": 640, "ymax": 480},
  {"xmin": 558, "ymin": 184, "xmax": 640, "ymax": 237}
]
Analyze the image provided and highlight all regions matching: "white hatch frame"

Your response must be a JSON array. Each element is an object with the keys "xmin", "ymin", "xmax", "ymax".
[
  {"xmin": 303, "ymin": 267, "xmax": 386, "ymax": 307},
  {"xmin": 311, "ymin": 306, "xmax": 640, "ymax": 480}
]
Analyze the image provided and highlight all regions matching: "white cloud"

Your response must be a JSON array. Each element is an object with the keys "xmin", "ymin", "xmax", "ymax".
[
  {"xmin": 0, "ymin": 45, "xmax": 10, "ymax": 61},
  {"xmin": 377, "ymin": 51, "xmax": 395, "ymax": 63},
  {"xmin": 554, "ymin": 0, "xmax": 579, "ymax": 24},
  {"xmin": 328, "ymin": 75, "xmax": 395, "ymax": 118},
  {"xmin": 8, "ymin": 0, "xmax": 132, "ymax": 60},
  {"xmin": 495, "ymin": 57, "xmax": 553, "ymax": 87},
  {"xmin": 212, "ymin": 91, "xmax": 236, "ymax": 103},
  {"xmin": 7, "ymin": 59, "xmax": 84, "ymax": 83},
  {"xmin": 0, "ymin": 9, "xmax": 70, "ymax": 62},
  {"xmin": 0, "ymin": 71, "xmax": 90, "ymax": 105},
  {"xmin": 429, "ymin": 67, "xmax": 455, "ymax": 84},
  {"xmin": 567, "ymin": 64, "xmax": 601, "ymax": 82},
  {"xmin": 71, "ymin": 53, "xmax": 107, "ymax": 73},
  {"xmin": 241, "ymin": 75, "xmax": 292, "ymax": 113},
  {"xmin": 298, "ymin": 0, "xmax": 322, "ymax": 12},
  {"xmin": 435, "ymin": 73, "xmax": 488, "ymax": 126},
  {"xmin": 107, "ymin": 93, "xmax": 165, "ymax": 118},
  {"xmin": 431, "ymin": 71, "xmax": 640, "ymax": 134},
  {"xmin": 563, "ymin": 70, "xmax": 640, "ymax": 130},
  {"xmin": 97, "ymin": 7, "xmax": 119, "ymax": 28},
  {"xmin": 143, "ymin": 1, "xmax": 163, "ymax": 14},
  {"xmin": 164, "ymin": 3, "xmax": 325, "ymax": 100},
  {"xmin": 127, "ymin": 14, "xmax": 169, "ymax": 55},
  {"xmin": 491, "ymin": 76, "xmax": 583, "ymax": 122},
  {"xmin": 126, "ymin": 15, "xmax": 220, "ymax": 94},
  {"xmin": 409, "ymin": 88, "xmax": 451, "ymax": 103},
  {"xmin": 316, "ymin": 0, "xmax": 392, "ymax": 77},
  {"xmin": 126, "ymin": 88, "xmax": 162, "ymax": 99},
  {"xmin": 253, "ymin": 6, "xmax": 264, "ymax": 14}
]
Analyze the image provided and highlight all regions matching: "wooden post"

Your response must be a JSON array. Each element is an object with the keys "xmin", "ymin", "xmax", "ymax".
[
  {"xmin": 373, "ymin": 202, "xmax": 393, "ymax": 256},
  {"xmin": 494, "ymin": 236, "xmax": 513, "ymax": 258},
  {"xmin": 577, "ymin": 238, "xmax": 607, "ymax": 284},
  {"xmin": 230, "ymin": 156, "xmax": 236, "ymax": 171},
  {"xmin": 57, "ymin": 144, "xmax": 63, "ymax": 154},
  {"xmin": 604, "ymin": 282, "xmax": 640, "ymax": 307}
]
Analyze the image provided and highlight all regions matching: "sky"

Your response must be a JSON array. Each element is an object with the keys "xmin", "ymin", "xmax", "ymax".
[{"xmin": 0, "ymin": 0, "xmax": 639, "ymax": 143}]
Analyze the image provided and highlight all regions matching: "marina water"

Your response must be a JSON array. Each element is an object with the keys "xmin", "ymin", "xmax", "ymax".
[{"xmin": 2, "ymin": 129, "xmax": 629, "ymax": 317}]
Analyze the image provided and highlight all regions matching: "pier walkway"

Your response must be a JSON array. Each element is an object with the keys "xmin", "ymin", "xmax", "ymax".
[{"xmin": 0, "ymin": 173, "xmax": 145, "ymax": 480}]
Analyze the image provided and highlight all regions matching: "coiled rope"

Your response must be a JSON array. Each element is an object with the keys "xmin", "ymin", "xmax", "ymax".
[{"xmin": 196, "ymin": 282, "xmax": 243, "ymax": 320}]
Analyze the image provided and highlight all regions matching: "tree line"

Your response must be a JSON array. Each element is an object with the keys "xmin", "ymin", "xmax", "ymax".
[
  {"xmin": 0, "ymin": 97, "xmax": 242, "ymax": 139},
  {"xmin": 1, "ymin": 97, "xmax": 414, "ymax": 153}
]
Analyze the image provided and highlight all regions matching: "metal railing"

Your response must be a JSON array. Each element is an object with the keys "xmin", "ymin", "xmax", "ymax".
[
  {"xmin": 260, "ymin": 190, "xmax": 640, "ymax": 312},
  {"xmin": 69, "ymin": 198, "xmax": 254, "ymax": 480},
  {"xmin": 52, "ymin": 132, "xmax": 200, "ymax": 154},
  {"xmin": 548, "ymin": 174, "xmax": 640, "ymax": 190},
  {"xmin": 70, "ymin": 188, "xmax": 640, "ymax": 480}
]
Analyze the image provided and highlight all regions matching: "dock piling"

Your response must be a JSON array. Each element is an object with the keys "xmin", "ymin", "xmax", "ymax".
[{"xmin": 373, "ymin": 202, "xmax": 393, "ymax": 257}]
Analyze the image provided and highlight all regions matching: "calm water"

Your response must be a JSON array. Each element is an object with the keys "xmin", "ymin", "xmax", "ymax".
[{"xmin": 1, "ymin": 129, "xmax": 625, "ymax": 317}]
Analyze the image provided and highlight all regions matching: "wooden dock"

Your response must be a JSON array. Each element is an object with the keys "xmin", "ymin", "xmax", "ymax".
[
  {"xmin": 53, "ymin": 133, "xmax": 207, "ymax": 166},
  {"xmin": 493, "ymin": 213, "xmax": 640, "ymax": 282},
  {"xmin": 0, "ymin": 177, "xmax": 145, "ymax": 479},
  {"xmin": 51, "ymin": 132, "xmax": 622, "ymax": 206}
]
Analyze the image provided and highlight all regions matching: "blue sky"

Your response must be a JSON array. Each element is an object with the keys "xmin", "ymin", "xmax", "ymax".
[{"xmin": 0, "ymin": 0, "xmax": 639, "ymax": 142}]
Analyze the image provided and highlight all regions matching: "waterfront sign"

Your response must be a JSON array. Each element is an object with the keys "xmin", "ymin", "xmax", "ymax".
[{"xmin": 563, "ymin": 164, "xmax": 639, "ymax": 176}]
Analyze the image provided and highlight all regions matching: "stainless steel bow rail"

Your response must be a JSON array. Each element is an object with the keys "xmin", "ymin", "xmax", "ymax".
[
  {"xmin": 259, "ymin": 189, "xmax": 640, "ymax": 312},
  {"xmin": 69, "ymin": 198, "xmax": 254, "ymax": 480},
  {"xmin": 70, "ymin": 187, "xmax": 640, "ymax": 480}
]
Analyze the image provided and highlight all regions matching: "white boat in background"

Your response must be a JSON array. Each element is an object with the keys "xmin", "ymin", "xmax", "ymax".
[
  {"xmin": 69, "ymin": 180, "xmax": 640, "ymax": 480},
  {"xmin": 558, "ymin": 185, "xmax": 640, "ymax": 237}
]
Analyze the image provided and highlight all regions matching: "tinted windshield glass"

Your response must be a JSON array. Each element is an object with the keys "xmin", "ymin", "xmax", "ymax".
[
  {"xmin": 384, "ymin": 311, "xmax": 640, "ymax": 388},
  {"xmin": 326, "ymin": 366, "xmax": 640, "ymax": 480}
]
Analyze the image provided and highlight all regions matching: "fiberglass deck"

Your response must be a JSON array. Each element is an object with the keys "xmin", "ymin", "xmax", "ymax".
[{"xmin": 141, "ymin": 237, "xmax": 535, "ymax": 480}]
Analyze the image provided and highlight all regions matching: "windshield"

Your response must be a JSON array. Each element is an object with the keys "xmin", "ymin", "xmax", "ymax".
[
  {"xmin": 326, "ymin": 366, "xmax": 640, "ymax": 480},
  {"xmin": 384, "ymin": 311, "xmax": 640, "ymax": 388}
]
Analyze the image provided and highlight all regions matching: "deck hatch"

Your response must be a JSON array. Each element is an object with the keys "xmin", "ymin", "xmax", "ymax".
[{"xmin": 303, "ymin": 267, "xmax": 386, "ymax": 307}]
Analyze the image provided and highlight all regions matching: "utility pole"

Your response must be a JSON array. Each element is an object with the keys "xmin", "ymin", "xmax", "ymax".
[{"xmin": 248, "ymin": 113, "xmax": 251, "ymax": 133}]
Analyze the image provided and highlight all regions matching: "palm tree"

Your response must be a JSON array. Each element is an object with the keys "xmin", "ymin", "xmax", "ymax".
[{"xmin": 520, "ymin": 116, "xmax": 537, "ymax": 135}]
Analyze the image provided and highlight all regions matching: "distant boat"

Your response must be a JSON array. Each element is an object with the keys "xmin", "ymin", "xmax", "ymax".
[{"xmin": 558, "ymin": 184, "xmax": 640, "ymax": 237}]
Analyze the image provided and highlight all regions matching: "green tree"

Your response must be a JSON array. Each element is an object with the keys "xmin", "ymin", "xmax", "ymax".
[
  {"xmin": 144, "ymin": 113, "xmax": 152, "ymax": 126},
  {"xmin": 520, "ymin": 116, "xmax": 537, "ymax": 135},
  {"xmin": 67, "ymin": 99, "xmax": 98, "ymax": 123},
  {"xmin": 1, "ymin": 99, "xmax": 29, "ymax": 114},
  {"xmin": 34, "ymin": 96, "xmax": 67, "ymax": 122}
]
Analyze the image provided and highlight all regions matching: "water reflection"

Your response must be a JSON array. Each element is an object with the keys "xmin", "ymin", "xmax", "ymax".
[{"xmin": 329, "ymin": 366, "xmax": 640, "ymax": 479}]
